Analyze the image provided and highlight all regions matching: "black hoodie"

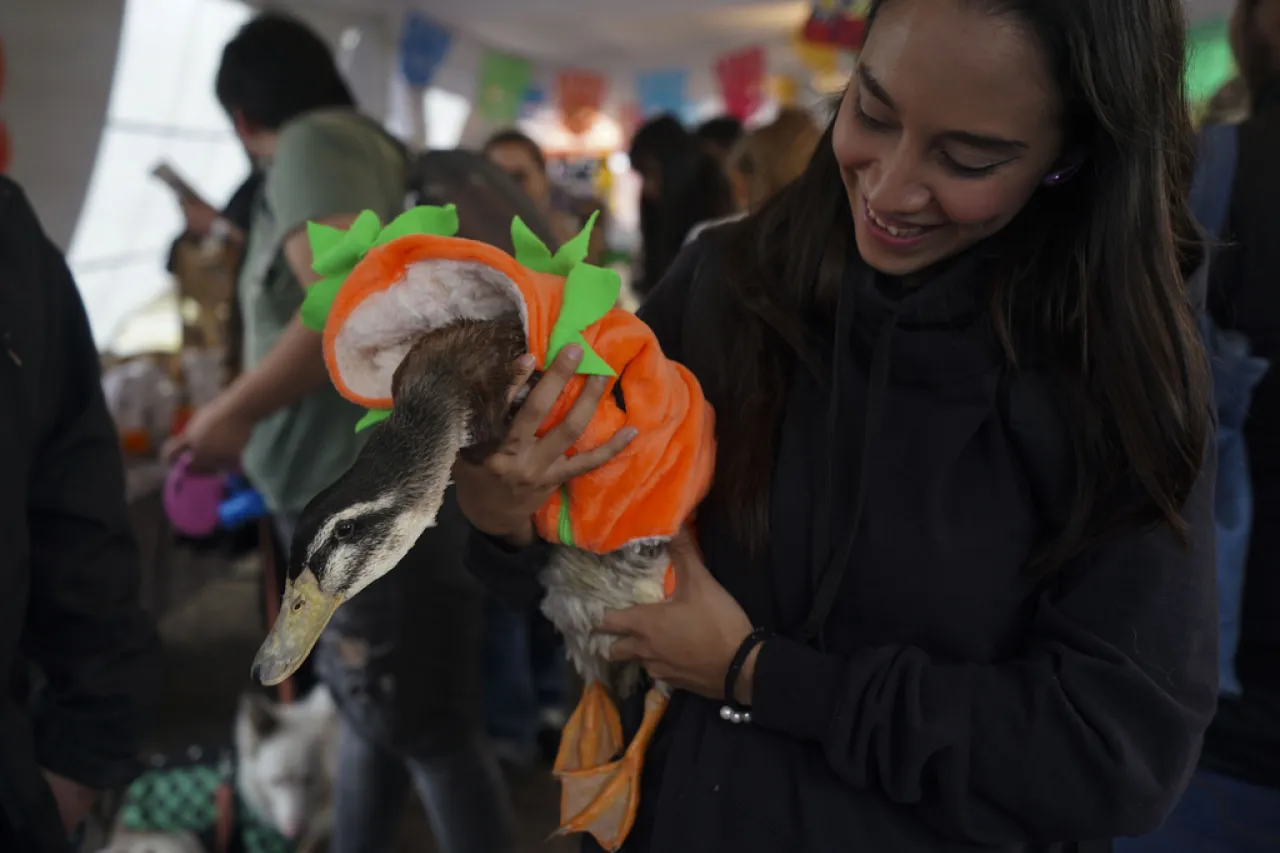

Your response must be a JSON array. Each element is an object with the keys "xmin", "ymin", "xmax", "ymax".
[
  {"xmin": 0, "ymin": 178, "xmax": 161, "ymax": 851},
  {"xmin": 466, "ymin": 230, "xmax": 1218, "ymax": 852}
]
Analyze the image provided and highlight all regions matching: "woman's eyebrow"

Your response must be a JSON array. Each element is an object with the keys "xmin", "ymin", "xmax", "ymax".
[
  {"xmin": 857, "ymin": 64, "xmax": 896, "ymax": 110},
  {"xmin": 858, "ymin": 63, "xmax": 1029, "ymax": 154},
  {"xmin": 938, "ymin": 130, "xmax": 1028, "ymax": 154}
]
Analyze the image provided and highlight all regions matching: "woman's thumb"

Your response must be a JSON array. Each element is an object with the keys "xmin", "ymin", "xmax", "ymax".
[{"xmin": 668, "ymin": 527, "xmax": 705, "ymax": 579}]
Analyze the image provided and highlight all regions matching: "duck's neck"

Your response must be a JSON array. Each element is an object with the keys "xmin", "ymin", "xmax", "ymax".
[{"xmin": 389, "ymin": 314, "xmax": 528, "ymax": 466}]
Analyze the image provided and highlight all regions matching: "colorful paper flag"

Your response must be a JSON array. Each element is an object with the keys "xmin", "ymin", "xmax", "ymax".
[
  {"xmin": 520, "ymin": 85, "xmax": 547, "ymax": 120},
  {"xmin": 635, "ymin": 69, "xmax": 688, "ymax": 118},
  {"xmin": 801, "ymin": 0, "xmax": 869, "ymax": 50},
  {"xmin": 477, "ymin": 52, "xmax": 533, "ymax": 122},
  {"xmin": 556, "ymin": 69, "xmax": 608, "ymax": 135},
  {"xmin": 714, "ymin": 46, "xmax": 766, "ymax": 122},
  {"xmin": 398, "ymin": 12, "xmax": 453, "ymax": 88}
]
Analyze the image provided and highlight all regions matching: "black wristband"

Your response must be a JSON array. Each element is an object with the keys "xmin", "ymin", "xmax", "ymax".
[{"xmin": 723, "ymin": 628, "xmax": 772, "ymax": 711}]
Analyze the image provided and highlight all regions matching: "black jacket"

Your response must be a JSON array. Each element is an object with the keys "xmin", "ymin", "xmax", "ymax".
[
  {"xmin": 1202, "ymin": 76, "xmax": 1280, "ymax": 789},
  {"xmin": 0, "ymin": 178, "xmax": 161, "ymax": 851},
  {"xmin": 466, "ymin": 231, "xmax": 1218, "ymax": 851}
]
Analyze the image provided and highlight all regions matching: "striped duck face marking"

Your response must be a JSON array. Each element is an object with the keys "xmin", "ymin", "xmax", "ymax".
[{"xmin": 252, "ymin": 314, "xmax": 527, "ymax": 688}]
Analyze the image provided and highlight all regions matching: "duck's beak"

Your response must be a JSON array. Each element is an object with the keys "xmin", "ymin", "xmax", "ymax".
[{"xmin": 251, "ymin": 568, "xmax": 343, "ymax": 686}]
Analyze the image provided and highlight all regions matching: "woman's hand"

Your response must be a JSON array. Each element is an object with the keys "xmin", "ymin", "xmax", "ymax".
[
  {"xmin": 452, "ymin": 344, "xmax": 638, "ymax": 546},
  {"xmin": 600, "ymin": 529, "xmax": 758, "ymax": 704}
]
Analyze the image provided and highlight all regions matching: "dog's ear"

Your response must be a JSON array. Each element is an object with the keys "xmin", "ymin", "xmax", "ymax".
[
  {"xmin": 297, "ymin": 684, "xmax": 335, "ymax": 719},
  {"xmin": 238, "ymin": 692, "xmax": 281, "ymax": 740}
]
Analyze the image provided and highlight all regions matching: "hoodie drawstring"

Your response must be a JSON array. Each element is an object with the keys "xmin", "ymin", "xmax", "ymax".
[{"xmin": 801, "ymin": 294, "xmax": 901, "ymax": 647}]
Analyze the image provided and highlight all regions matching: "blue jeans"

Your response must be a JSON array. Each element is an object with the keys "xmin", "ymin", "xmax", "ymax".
[
  {"xmin": 481, "ymin": 598, "xmax": 569, "ymax": 750},
  {"xmin": 1114, "ymin": 768, "xmax": 1280, "ymax": 852},
  {"xmin": 274, "ymin": 512, "xmax": 517, "ymax": 853}
]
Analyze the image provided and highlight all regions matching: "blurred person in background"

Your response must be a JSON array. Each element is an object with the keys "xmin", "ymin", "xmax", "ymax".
[
  {"xmin": 0, "ymin": 177, "xmax": 160, "ymax": 852},
  {"xmin": 1200, "ymin": 76, "xmax": 1251, "ymax": 127},
  {"xmin": 687, "ymin": 106, "xmax": 824, "ymax": 243},
  {"xmin": 728, "ymin": 107, "xmax": 823, "ymax": 210},
  {"xmin": 694, "ymin": 115, "xmax": 745, "ymax": 165},
  {"xmin": 1117, "ymin": 2, "xmax": 1280, "ymax": 849},
  {"xmin": 628, "ymin": 114, "xmax": 734, "ymax": 299},
  {"xmin": 483, "ymin": 129, "xmax": 608, "ymax": 266},
  {"xmin": 164, "ymin": 12, "xmax": 517, "ymax": 853},
  {"xmin": 165, "ymin": 169, "xmax": 332, "ymax": 703}
]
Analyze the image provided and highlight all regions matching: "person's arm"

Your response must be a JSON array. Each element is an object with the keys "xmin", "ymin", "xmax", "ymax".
[
  {"xmin": 19, "ymin": 190, "xmax": 161, "ymax": 802},
  {"xmin": 748, "ymin": 440, "xmax": 1218, "ymax": 843},
  {"xmin": 461, "ymin": 237, "xmax": 704, "ymax": 601},
  {"xmin": 217, "ymin": 118, "xmax": 402, "ymax": 423},
  {"xmin": 214, "ymin": 213, "xmax": 358, "ymax": 421}
]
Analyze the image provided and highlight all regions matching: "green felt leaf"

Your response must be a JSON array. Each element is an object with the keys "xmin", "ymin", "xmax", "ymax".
[
  {"xmin": 511, "ymin": 216, "xmax": 554, "ymax": 273},
  {"xmin": 551, "ymin": 210, "xmax": 598, "ymax": 274},
  {"xmin": 300, "ymin": 275, "xmax": 344, "ymax": 332},
  {"xmin": 355, "ymin": 409, "xmax": 392, "ymax": 432},
  {"xmin": 574, "ymin": 337, "xmax": 616, "ymax": 376},
  {"xmin": 375, "ymin": 204, "xmax": 458, "ymax": 246},
  {"xmin": 307, "ymin": 221, "xmax": 346, "ymax": 272},
  {"xmin": 312, "ymin": 210, "xmax": 381, "ymax": 276},
  {"xmin": 545, "ymin": 263, "xmax": 621, "ymax": 377}
]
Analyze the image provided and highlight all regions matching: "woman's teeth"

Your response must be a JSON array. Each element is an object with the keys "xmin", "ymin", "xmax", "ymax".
[{"xmin": 868, "ymin": 206, "xmax": 926, "ymax": 238}]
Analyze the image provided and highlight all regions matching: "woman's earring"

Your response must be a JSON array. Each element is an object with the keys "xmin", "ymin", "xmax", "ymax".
[{"xmin": 1043, "ymin": 162, "xmax": 1082, "ymax": 186}]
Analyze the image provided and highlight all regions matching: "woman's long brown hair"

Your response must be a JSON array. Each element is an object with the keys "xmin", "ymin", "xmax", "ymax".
[{"xmin": 703, "ymin": 0, "xmax": 1211, "ymax": 575}]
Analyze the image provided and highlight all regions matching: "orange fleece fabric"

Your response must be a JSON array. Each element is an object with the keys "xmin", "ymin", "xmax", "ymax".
[{"xmin": 322, "ymin": 234, "xmax": 716, "ymax": 555}]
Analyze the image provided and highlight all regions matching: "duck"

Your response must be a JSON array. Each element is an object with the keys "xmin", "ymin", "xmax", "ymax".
[{"xmin": 250, "ymin": 205, "xmax": 715, "ymax": 851}]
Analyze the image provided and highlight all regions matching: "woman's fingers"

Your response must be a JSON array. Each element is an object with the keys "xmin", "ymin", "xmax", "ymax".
[
  {"xmin": 552, "ymin": 424, "xmax": 638, "ymax": 481},
  {"xmin": 606, "ymin": 636, "xmax": 645, "ymax": 663},
  {"xmin": 535, "ymin": 374, "xmax": 612, "ymax": 465},
  {"xmin": 505, "ymin": 354, "xmax": 537, "ymax": 405},
  {"xmin": 505, "ymin": 346, "xmax": 583, "ymax": 445}
]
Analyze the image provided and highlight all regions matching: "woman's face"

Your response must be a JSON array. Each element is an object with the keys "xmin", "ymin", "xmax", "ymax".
[
  {"xmin": 832, "ymin": 0, "xmax": 1065, "ymax": 277},
  {"xmin": 486, "ymin": 142, "xmax": 551, "ymax": 209}
]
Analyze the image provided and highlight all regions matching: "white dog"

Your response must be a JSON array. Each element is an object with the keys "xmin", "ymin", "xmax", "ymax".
[{"xmin": 100, "ymin": 685, "xmax": 337, "ymax": 853}]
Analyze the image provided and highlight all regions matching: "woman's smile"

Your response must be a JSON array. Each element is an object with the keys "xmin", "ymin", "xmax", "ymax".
[{"xmin": 858, "ymin": 193, "xmax": 943, "ymax": 250}]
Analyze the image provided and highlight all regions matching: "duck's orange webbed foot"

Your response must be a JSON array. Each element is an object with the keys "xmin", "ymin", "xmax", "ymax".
[
  {"xmin": 552, "ymin": 686, "xmax": 669, "ymax": 852},
  {"xmin": 554, "ymin": 679, "xmax": 624, "ymax": 774}
]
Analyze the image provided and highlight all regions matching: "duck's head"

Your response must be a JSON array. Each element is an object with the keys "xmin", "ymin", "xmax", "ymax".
[{"xmin": 252, "ymin": 313, "xmax": 527, "ymax": 686}]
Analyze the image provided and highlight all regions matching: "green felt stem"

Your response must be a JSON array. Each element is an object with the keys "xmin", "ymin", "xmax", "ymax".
[
  {"xmin": 556, "ymin": 484, "xmax": 575, "ymax": 547},
  {"xmin": 355, "ymin": 409, "xmax": 392, "ymax": 432}
]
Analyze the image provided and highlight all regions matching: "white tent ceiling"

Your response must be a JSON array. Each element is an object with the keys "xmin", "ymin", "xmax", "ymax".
[
  {"xmin": 288, "ymin": 0, "xmax": 1235, "ymax": 72},
  {"xmin": 289, "ymin": 0, "xmax": 811, "ymax": 71}
]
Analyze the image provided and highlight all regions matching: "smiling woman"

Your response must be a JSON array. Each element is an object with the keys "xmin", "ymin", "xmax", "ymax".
[{"xmin": 457, "ymin": 0, "xmax": 1217, "ymax": 850}]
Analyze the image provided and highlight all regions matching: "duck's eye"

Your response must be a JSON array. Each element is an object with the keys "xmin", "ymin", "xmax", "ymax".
[{"xmin": 335, "ymin": 520, "xmax": 356, "ymax": 540}]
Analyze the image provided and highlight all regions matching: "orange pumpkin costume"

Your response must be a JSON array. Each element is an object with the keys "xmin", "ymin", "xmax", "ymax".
[{"xmin": 304, "ymin": 206, "xmax": 715, "ymax": 850}]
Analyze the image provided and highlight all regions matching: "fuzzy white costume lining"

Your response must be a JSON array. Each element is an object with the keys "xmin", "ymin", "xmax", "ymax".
[{"xmin": 332, "ymin": 259, "xmax": 529, "ymax": 403}]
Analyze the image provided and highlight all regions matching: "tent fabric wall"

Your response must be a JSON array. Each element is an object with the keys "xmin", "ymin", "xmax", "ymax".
[{"xmin": 0, "ymin": 0, "xmax": 125, "ymax": 249}]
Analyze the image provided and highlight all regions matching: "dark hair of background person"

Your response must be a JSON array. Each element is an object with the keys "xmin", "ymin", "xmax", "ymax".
[
  {"xmin": 482, "ymin": 129, "xmax": 548, "ymax": 173},
  {"xmin": 630, "ymin": 115, "xmax": 735, "ymax": 296},
  {"xmin": 707, "ymin": 0, "xmax": 1211, "ymax": 574},
  {"xmin": 215, "ymin": 11, "xmax": 355, "ymax": 131},
  {"xmin": 695, "ymin": 115, "xmax": 746, "ymax": 154}
]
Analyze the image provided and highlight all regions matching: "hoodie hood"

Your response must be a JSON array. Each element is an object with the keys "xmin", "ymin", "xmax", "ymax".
[{"xmin": 799, "ymin": 242, "xmax": 1016, "ymax": 644}]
